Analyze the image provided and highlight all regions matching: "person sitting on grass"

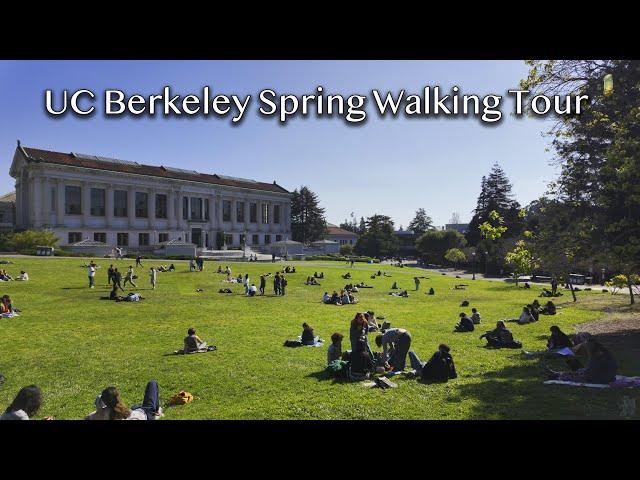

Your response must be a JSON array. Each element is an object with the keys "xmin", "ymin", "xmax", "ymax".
[
  {"xmin": 540, "ymin": 300, "xmax": 557, "ymax": 315},
  {"xmin": 322, "ymin": 292, "xmax": 331, "ymax": 304},
  {"xmin": 0, "ymin": 385, "xmax": 53, "ymax": 420},
  {"xmin": 1, "ymin": 295, "xmax": 19, "ymax": 316},
  {"xmin": 306, "ymin": 276, "xmax": 320, "ymax": 286},
  {"xmin": 342, "ymin": 272, "xmax": 352, "ymax": 280},
  {"xmin": 341, "ymin": 290, "xmax": 351, "ymax": 305},
  {"xmin": 391, "ymin": 281, "xmax": 399, "ymax": 290},
  {"xmin": 428, "ymin": 287, "xmax": 435, "ymax": 295},
  {"xmin": 0, "ymin": 270, "xmax": 13, "ymax": 281},
  {"xmin": 247, "ymin": 284, "xmax": 257, "ymax": 296},
  {"xmin": 364, "ymin": 311, "xmax": 378, "ymax": 332},
  {"xmin": 168, "ymin": 264, "xmax": 176, "ymax": 272},
  {"xmin": 479, "ymin": 321, "xmax": 521, "ymax": 348},
  {"xmin": 86, "ymin": 381, "xmax": 162, "ymax": 420},
  {"xmin": 184, "ymin": 327, "xmax": 208, "ymax": 353},
  {"xmin": 348, "ymin": 339, "xmax": 377, "ymax": 381},
  {"xmin": 15, "ymin": 271, "xmax": 29, "ymax": 281},
  {"xmin": 329, "ymin": 291, "xmax": 342, "ymax": 305},
  {"xmin": 219, "ymin": 288, "xmax": 232, "ymax": 294},
  {"xmin": 471, "ymin": 308, "xmax": 481, "ymax": 324},
  {"xmin": 546, "ymin": 335, "xmax": 618, "ymax": 385},
  {"xmin": 109, "ymin": 285, "xmax": 121, "ymax": 301},
  {"xmin": 301, "ymin": 323, "xmax": 317, "ymax": 346},
  {"xmin": 454, "ymin": 312, "xmax": 475, "ymax": 332},
  {"xmin": 528, "ymin": 303, "xmax": 540, "ymax": 321},
  {"xmin": 327, "ymin": 332, "xmax": 344, "ymax": 365},
  {"xmin": 217, "ymin": 265, "xmax": 223, "ymax": 274},
  {"xmin": 409, "ymin": 344, "xmax": 457, "ymax": 383},
  {"xmin": 375, "ymin": 328, "xmax": 412, "ymax": 372}
]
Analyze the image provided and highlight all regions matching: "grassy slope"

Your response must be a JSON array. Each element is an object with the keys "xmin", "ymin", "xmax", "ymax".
[{"xmin": 0, "ymin": 257, "xmax": 634, "ymax": 420}]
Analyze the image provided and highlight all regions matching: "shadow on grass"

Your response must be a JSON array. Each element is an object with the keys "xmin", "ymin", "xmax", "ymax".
[{"xmin": 305, "ymin": 370, "xmax": 350, "ymax": 384}]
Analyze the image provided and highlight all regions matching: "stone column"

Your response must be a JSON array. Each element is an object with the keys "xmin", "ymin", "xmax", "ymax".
[
  {"xmin": 244, "ymin": 199, "xmax": 250, "ymax": 232},
  {"xmin": 56, "ymin": 179, "xmax": 65, "ymax": 226},
  {"xmin": 257, "ymin": 200, "xmax": 263, "ymax": 231},
  {"xmin": 167, "ymin": 189, "xmax": 176, "ymax": 229},
  {"xmin": 148, "ymin": 190, "xmax": 156, "ymax": 229},
  {"xmin": 106, "ymin": 186, "xmax": 114, "ymax": 228},
  {"xmin": 33, "ymin": 176, "xmax": 42, "ymax": 228},
  {"xmin": 231, "ymin": 198, "xmax": 238, "ymax": 232},
  {"xmin": 42, "ymin": 177, "xmax": 51, "ymax": 226}
]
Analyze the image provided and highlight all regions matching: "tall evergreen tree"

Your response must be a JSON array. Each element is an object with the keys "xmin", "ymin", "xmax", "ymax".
[
  {"xmin": 354, "ymin": 214, "xmax": 399, "ymax": 258},
  {"xmin": 408, "ymin": 208, "xmax": 434, "ymax": 235},
  {"xmin": 358, "ymin": 217, "xmax": 367, "ymax": 235},
  {"xmin": 290, "ymin": 186, "xmax": 327, "ymax": 244},
  {"xmin": 467, "ymin": 164, "xmax": 522, "ymax": 245}
]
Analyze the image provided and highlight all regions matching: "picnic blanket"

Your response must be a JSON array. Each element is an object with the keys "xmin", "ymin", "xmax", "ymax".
[
  {"xmin": 2, "ymin": 312, "xmax": 19, "ymax": 318},
  {"xmin": 284, "ymin": 336, "xmax": 324, "ymax": 347},
  {"xmin": 544, "ymin": 375, "xmax": 640, "ymax": 389},
  {"xmin": 174, "ymin": 346, "xmax": 217, "ymax": 355}
]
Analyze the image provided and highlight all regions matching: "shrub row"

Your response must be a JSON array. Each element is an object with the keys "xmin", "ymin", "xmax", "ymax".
[{"xmin": 304, "ymin": 254, "xmax": 380, "ymax": 263}]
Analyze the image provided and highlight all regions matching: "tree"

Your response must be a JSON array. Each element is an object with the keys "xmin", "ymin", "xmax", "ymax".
[
  {"xmin": 358, "ymin": 217, "xmax": 367, "ymax": 235},
  {"xmin": 467, "ymin": 164, "xmax": 522, "ymax": 246},
  {"xmin": 290, "ymin": 186, "xmax": 327, "ymax": 244},
  {"xmin": 339, "ymin": 211, "xmax": 358, "ymax": 233},
  {"xmin": 522, "ymin": 60, "xmax": 640, "ymax": 304},
  {"xmin": 504, "ymin": 239, "xmax": 539, "ymax": 286},
  {"xmin": 444, "ymin": 248, "xmax": 467, "ymax": 267},
  {"xmin": 408, "ymin": 208, "xmax": 434, "ymax": 235},
  {"xmin": 354, "ymin": 214, "xmax": 399, "ymax": 258},
  {"xmin": 415, "ymin": 229, "xmax": 467, "ymax": 264},
  {"xmin": 339, "ymin": 244, "xmax": 354, "ymax": 256},
  {"xmin": 449, "ymin": 212, "xmax": 461, "ymax": 224}
]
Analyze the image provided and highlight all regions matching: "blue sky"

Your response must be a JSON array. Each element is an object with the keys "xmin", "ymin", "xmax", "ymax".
[{"xmin": 0, "ymin": 60, "xmax": 556, "ymax": 228}]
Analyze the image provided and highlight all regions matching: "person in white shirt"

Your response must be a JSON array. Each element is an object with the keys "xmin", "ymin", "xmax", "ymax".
[
  {"xmin": 16, "ymin": 271, "xmax": 29, "ymax": 281},
  {"xmin": 247, "ymin": 284, "xmax": 257, "ymax": 296},
  {"xmin": 123, "ymin": 266, "xmax": 137, "ymax": 287},
  {"xmin": 85, "ymin": 381, "xmax": 161, "ymax": 420},
  {"xmin": 149, "ymin": 267, "xmax": 157, "ymax": 289},
  {"xmin": 87, "ymin": 263, "xmax": 96, "ymax": 288}
]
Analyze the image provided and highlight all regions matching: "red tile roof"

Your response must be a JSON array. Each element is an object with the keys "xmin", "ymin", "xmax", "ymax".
[
  {"xmin": 325, "ymin": 226, "xmax": 358, "ymax": 237},
  {"xmin": 21, "ymin": 146, "xmax": 290, "ymax": 195}
]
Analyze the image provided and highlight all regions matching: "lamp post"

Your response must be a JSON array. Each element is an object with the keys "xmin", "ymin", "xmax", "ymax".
[{"xmin": 472, "ymin": 251, "xmax": 476, "ymax": 280}]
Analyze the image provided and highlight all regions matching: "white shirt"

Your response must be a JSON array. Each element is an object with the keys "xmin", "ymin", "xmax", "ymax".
[
  {"xmin": 88, "ymin": 266, "xmax": 96, "ymax": 277},
  {"xmin": 249, "ymin": 285, "xmax": 257, "ymax": 293}
]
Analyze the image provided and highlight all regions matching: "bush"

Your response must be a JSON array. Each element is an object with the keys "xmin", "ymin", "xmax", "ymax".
[
  {"xmin": 304, "ymin": 254, "xmax": 379, "ymax": 263},
  {"xmin": 53, "ymin": 249, "xmax": 89, "ymax": 258},
  {"xmin": 607, "ymin": 274, "xmax": 640, "ymax": 289},
  {"xmin": 4, "ymin": 230, "xmax": 58, "ymax": 254},
  {"xmin": 339, "ymin": 244, "xmax": 354, "ymax": 255}
]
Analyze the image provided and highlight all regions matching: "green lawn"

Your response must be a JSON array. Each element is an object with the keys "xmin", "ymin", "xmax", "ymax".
[{"xmin": 0, "ymin": 256, "xmax": 635, "ymax": 420}]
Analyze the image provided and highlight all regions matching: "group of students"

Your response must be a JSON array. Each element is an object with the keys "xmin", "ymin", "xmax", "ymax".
[
  {"xmin": 0, "ymin": 270, "xmax": 28, "ymax": 281},
  {"xmin": 189, "ymin": 257, "xmax": 205, "ymax": 272},
  {"xmin": 322, "ymin": 289, "xmax": 358, "ymax": 305},
  {"xmin": 1, "ymin": 381, "xmax": 162, "ymax": 421}
]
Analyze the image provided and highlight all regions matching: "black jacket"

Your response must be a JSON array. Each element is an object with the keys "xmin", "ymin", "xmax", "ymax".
[{"xmin": 421, "ymin": 351, "xmax": 457, "ymax": 382}]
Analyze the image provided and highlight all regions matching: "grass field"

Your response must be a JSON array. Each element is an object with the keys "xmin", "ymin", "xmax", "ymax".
[{"xmin": 0, "ymin": 256, "xmax": 637, "ymax": 420}]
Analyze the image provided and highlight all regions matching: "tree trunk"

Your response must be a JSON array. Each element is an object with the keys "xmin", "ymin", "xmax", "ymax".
[
  {"xmin": 627, "ymin": 275, "xmax": 635, "ymax": 305},
  {"xmin": 568, "ymin": 275, "xmax": 577, "ymax": 302},
  {"xmin": 514, "ymin": 273, "xmax": 519, "ymax": 286}
]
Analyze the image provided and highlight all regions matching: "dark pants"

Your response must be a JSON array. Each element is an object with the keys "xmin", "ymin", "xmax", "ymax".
[
  {"xmin": 389, "ymin": 332, "xmax": 411, "ymax": 371},
  {"xmin": 107, "ymin": 274, "xmax": 112, "ymax": 285},
  {"xmin": 136, "ymin": 260, "xmax": 142, "ymax": 267},
  {"xmin": 115, "ymin": 280, "xmax": 124, "ymax": 292},
  {"xmin": 274, "ymin": 284, "xmax": 280, "ymax": 295},
  {"xmin": 260, "ymin": 284, "xmax": 265, "ymax": 295},
  {"xmin": 131, "ymin": 380, "xmax": 160, "ymax": 420},
  {"xmin": 281, "ymin": 286, "xmax": 286, "ymax": 296}
]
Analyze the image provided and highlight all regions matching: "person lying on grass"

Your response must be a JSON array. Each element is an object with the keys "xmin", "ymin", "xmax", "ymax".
[
  {"xmin": 306, "ymin": 276, "xmax": 320, "ymax": 286},
  {"xmin": 0, "ymin": 385, "xmax": 53, "ymax": 420},
  {"xmin": 454, "ymin": 312, "xmax": 475, "ymax": 332},
  {"xmin": 545, "ymin": 334, "xmax": 618, "ymax": 385},
  {"xmin": 375, "ymin": 328, "xmax": 412, "ymax": 372},
  {"xmin": 479, "ymin": 321, "xmax": 521, "ymax": 348},
  {"xmin": 409, "ymin": 344, "xmax": 457, "ymax": 383},
  {"xmin": 327, "ymin": 332, "xmax": 344, "ymax": 365},
  {"xmin": 110, "ymin": 288, "xmax": 144, "ymax": 302},
  {"xmin": 388, "ymin": 290, "xmax": 409, "ymax": 297},
  {"xmin": 86, "ymin": 381, "xmax": 162, "ymax": 420}
]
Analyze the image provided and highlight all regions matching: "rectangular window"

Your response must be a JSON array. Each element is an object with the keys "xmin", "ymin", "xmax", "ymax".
[
  {"xmin": 183, "ymin": 197, "xmax": 189, "ymax": 219},
  {"xmin": 264, "ymin": 234, "xmax": 271, "ymax": 245},
  {"xmin": 224, "ymin": 233, "xmax": 233, "ymax": 246},
  {"xmin": 135, "ymin": 192, "xmax": 148, "ymax": 218},
  {"xmin": 93, "ymin": 232, "xmax": 106, "ymax": 243},
  {"xmin": 65, "ymin": 186, "xmax": 82, "ymax": 215},
  {"xmin": 274, "ymin": 205, "xmax": 281, "ymax": 224},
  {"xmin": 90, "ymin": 188, "xmax": 106, "ymax": 216},
  {"xmin": 159, "ymin": 233, "xmax": 169, "ymax": 243},
  {"xmin": 249, "ymin": 203, "xmax": 257, "ymax": 223},
  {"xmin": 276, "ymin": 234, "xmax": 282, "ymax": 242},
  {"xmin": 239, "ymin": 233, "xmax": 246, "ymax": 245},
  {"xmin": 68, "ymin": 232, "xmax": 82, "ymax": 244},
  {"xmin": 114, "ymin": 190, "xmax": 128, "ymax": 217},
  {"xmin": 237, "ymin": 201, "xmax": 245, "ymax": 222},
  {"xmin": 204, "ymin": 199, "xmax": 210, "ymax": 220},
  {"xmin": 190, "ymin": 197, "xmax": 202, "ymax": 220},
  {"xmin": 117, "ymin": 233, "xmax": 129, "ymax": 247},
  {"xmin": 139, "ymin": 233, "xmax": 149, "ymax": 246},
  {"xmin": 155, "ymin": 194, "xmax": 167, "ymax": 219},
  {"xmin": 262, "ymin": 203, "xmax": 269, "ymax": 224},
  {"xmin": 223, "ymin": 200, "xmax": 231, "ymax": 222},
  {"xmin": 252, "ymin": 234, "xmax": 259, "ymax": 245}
]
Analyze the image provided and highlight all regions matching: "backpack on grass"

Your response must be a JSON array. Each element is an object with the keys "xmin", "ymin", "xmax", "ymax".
[{"xmin": 168, "ymin": 391, "xmax": 193, "ymax": 406}]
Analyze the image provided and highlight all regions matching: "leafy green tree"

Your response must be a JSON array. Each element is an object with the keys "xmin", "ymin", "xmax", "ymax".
[
  {"xmin": 354, "ymin": 214, "xmax": 399, "ymax": 258},
  {"xmin": 444, "ymin": 248, "xmax": 467, "ymax": 267},
  {"xmin": 408, "ymin": 208, "xmax": 434, "ymax": 235},
  {"xmin": 7, "ymin": 230, "xmax": 58, "ymax": 253},
  {"xmin": 415, "ymin": 229, "xmax": 467, "ymax": 264},
  {"xmin": 504, "ymin": 239, "xmax": 539, "ymax": 286},
  {"xmin": 290, "ymin": 186, "xmax": 327, "ymax": 244},
  {"xmin": 339, "ymin": 244, "xmax": 354, "ymax": 256}
]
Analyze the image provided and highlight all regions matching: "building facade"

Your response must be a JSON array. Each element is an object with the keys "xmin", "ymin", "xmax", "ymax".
[
  {"xmin": 324, "ymin": 224, "xmax": 359, "ymax": 246},
  {"xmin": 9, "ymin": 143, "xmax": 291, "ymax": 249},
  {"xmin": 0, "ymin": 191, "xmax": 16, "ymax": 232}
]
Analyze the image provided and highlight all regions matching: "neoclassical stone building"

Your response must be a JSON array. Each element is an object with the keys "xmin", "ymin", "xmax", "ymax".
[{"xmin": 9, "ymin": 142, "xmax": 291, "ymax": 250}]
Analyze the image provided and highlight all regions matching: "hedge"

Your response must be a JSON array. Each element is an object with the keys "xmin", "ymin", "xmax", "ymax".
[{"xmin": 304, "ymin": 255, "xmax": 380, "ymax": 263}]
